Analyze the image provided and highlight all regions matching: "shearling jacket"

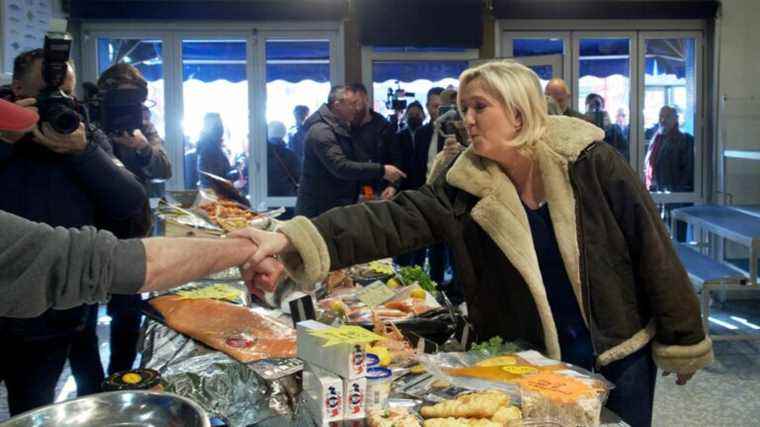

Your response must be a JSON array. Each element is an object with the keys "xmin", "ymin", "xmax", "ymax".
[{"xmin": 279, "ymin": 115, "xmax": 713, "ymax": 374}]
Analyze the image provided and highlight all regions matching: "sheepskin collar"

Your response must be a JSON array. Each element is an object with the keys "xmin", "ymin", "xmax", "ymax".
[{"xmin": 446, "ymin": 116, "xmax": 604, "ymax": 360}]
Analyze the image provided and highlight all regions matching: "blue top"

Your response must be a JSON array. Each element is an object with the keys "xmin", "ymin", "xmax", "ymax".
[{"xmin": 523, "ymin": 202, "xmax": 595, "ymax": 370}]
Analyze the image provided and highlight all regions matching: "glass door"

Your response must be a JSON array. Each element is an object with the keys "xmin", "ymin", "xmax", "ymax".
[
  {"xmin": 573, "ymin": 33, "xmax": 637, "ymax": 164},
  {"xmin": 255, "ymin": 31, "xmax": 341, "ymax": 210},
  {"xmin": 502, "ymin": 32, "xmax": 570, "ymax": 86},
  {"xmin": 638, "ymin": 33, "xmax": 701, "ymax": 203},
  {"xmin": 179, "ymin": 37, "xmax": 249, "ymax": 193}
]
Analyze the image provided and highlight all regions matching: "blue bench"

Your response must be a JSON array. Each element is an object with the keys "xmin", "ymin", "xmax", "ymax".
[{"xmin": 673, "ymin": 242, "xmax": 759, "ymax": 341}]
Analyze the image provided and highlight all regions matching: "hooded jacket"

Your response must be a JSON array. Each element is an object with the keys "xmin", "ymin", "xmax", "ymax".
[
  {"xmin": 295, "ymin": 104, "xmax": 384, "ymax": 217},
  {"xmin": 279, "ymin": 115, "xmax": 713, "ymax": 374}
]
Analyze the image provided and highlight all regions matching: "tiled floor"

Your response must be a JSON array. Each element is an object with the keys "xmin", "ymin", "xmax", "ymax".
[{"xmin": 2, "ymin": 302, "xmax": 760, "ymax": 425}]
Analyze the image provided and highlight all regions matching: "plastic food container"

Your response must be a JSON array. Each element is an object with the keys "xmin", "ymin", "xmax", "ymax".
[
  {"xmin": 365, "ymin": 367, "xmax": 393, "ymax": 411},
  {"xmin": 365, "ymin": 353, "xmax": 380, "ymax": 368}
]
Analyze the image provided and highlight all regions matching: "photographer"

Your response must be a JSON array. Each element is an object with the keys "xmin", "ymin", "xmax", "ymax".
[
  {"xmin": 0, "ymin": 47, "xmax": 148, "ymax": 415},
  {"xmin": 93, "ymin": 62, "xmax": 172, "ymax": 376},
  {"xmin": 95, "ymin": 62, "xmax": 172, "ymax": 187}
]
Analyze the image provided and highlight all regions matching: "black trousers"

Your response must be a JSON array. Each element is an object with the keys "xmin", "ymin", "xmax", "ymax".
[
  {"xmin": 600, "ymin": 346, "xmax": 658, "ymax": 427},
  {"xmin": 107, "ymin": 294, "xmax": 143, "ymax": 374},
  {"xmin": 1, "ymin": 335, "xmax": 71, "ymax": 416},
  {"xmin": 394, "ymin": 248, "xmax": 427, "ymax": 268},
  {"xmin": 68, "ymin": 305, "xmax": 104, "ymax": 397}
]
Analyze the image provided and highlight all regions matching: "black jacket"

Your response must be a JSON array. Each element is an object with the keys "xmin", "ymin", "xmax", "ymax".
[
  {"xmin": 397, "ymin": 123, "xmax": 440, "ymax": 191},
  {"xmin": 351, "ymin": 111, "xmax": 399, "ymax": 192},
  {"xmin": 267, "ymin": 138, "xmax": 301, "ymax": 197},
  {"xmin": 197, "ymin": 138, "xmax": 233, "ymax": 187},
  {"xmin": 295, "ymin": 104, "xmax": 384, "ymax": 217},
  {"xmin": 0, "ymin": 128, "xmax": 148, "ymax": 339}
]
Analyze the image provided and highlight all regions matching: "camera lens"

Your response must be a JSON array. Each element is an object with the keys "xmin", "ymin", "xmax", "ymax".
[{"xmin": 47, "ymin": 104, "xmax": 81, "ymax": 134}]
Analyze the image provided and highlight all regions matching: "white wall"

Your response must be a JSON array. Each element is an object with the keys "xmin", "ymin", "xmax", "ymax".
[{"xmin": 717, "ymin": 0, "xmax": 760, "ymax": 204}]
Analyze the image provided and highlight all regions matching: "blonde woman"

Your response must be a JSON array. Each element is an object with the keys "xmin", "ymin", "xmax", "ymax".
[{"xmin": 237, "ymin": 61, "xmax": 712, "ymax": 426}]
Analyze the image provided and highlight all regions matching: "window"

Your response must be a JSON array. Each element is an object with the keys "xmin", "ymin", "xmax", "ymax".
[
  {"xmin": 264, "ymin": 39, "xmax": 331, "ymax": 199},
  {"xmin": 371, "ymin": 60, "xmax": 468, "ymax": 120},
  {"xmin": 181, "ymin": 39, "xmax": 248, "ymax": 191}
]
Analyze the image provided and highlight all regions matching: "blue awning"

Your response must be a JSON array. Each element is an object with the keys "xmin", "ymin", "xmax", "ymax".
[
  {"xmin": 373, "ymin": 61, "xmax": 469, "ymax": 83},
  {"xmin": 98, "ymin": 39, "xmax": 331, "ymax": 83}
]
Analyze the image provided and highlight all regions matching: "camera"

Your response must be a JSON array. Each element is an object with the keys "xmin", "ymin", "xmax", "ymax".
[
  {"xmin": 436, "ymin": 105, "xmax": 468, "ymax": 146},
  {"xmin": 385, "ymin": 83, "xmax": 416, "ymax": 111},
  {"xmin": 83, "ymin": 83, "xmax": 146, "ymax": 134},
  {"xmin": 37, "ymin": 33, "xmax": 82, "ymax": 135}
]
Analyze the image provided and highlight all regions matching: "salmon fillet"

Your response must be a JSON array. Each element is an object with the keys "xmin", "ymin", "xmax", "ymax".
[{"xmin": 150, "ymin": 295, "xmax": 296, "ymax": 362}]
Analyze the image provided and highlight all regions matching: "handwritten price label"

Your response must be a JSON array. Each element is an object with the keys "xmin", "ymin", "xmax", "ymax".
[
  {"xmin": 356, "ymin": 281, "xmax": 397, "ymax": 307},
  {"xmin": 516, "ymin": 372, "xmax": 596, "ymax": 404},
  {"xmin": 309, "ymin": 325, "xmax": 384, "ymax": 347}
]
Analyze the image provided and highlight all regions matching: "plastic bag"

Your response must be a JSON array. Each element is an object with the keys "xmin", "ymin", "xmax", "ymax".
[{"xmin": 417, "ymin": 350, "xmax": 614, "ymax": 427}]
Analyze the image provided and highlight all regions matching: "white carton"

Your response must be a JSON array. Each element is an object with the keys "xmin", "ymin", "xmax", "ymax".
[
  {"xmin": 342, "ymin": 376, "xmax": 367, "ymax": 421},
  {"xmin": 297, "ymin": 320, "xmax": 367, "ymax": 379},
  {"xmin": 302, "ymin": 364, "xmax": 344, "ymax": 426}
]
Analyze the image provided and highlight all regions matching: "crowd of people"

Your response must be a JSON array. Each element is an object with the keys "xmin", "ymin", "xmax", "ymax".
[{"xmin": 0, "ymin": 42, "xmax": 707, "ymax": 427}]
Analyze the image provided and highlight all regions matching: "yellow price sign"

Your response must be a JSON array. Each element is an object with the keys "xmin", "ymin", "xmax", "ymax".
[{"xmin": 309, "ymin": 325, "xmax": 385, "ymax": 347}]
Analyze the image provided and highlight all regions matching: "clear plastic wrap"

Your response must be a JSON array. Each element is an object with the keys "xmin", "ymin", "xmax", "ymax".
[{"xmin": 416, "ymin": 350, "xmax": 615, "ymax": 427}]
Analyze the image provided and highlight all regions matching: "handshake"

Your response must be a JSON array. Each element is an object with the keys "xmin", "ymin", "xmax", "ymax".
[{"xmin": 231, "ymin": 227, "xmax": 297, "ymax": 296}]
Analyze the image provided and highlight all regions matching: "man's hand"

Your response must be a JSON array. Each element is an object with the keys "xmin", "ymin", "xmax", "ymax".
[
  {"xmin": 112, "ymin": 129, "xmax": 149, "ymax": 150},
  {"xmin": 242, "ymin": 256, "xmax": 285, "ymax": 294},
  {"xmin": 442, "ymin": 135, "xmax": 464, "ymax": 159},
  {"xmin": 32, "ymin": 123, "xmax": 88, "ymax": 154},
  {"xmin": 383, "ymin": 165, "xmax": 407, "ymax": 183},
  {"xmin": 381, "ymin": 186, "xmax": 397, "ymax": 200},
  {"xmin": 0, "ymin": 98, "xmax": 38, "ymax": 144},
  {"xmin": 662, "ymin": 371, "xmax": 695, "ymax": 386},
  {"xmin": 230, "ymin": 227, "xmax": 294, "ymax": 266}
]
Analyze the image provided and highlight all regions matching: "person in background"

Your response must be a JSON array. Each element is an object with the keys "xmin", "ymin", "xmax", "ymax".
[
  {"xmin": 349, "ymin": 83, "xmax": 401, "ymax": 201},
  {"xmin": 267, "ymin": 121, "xmax": 301, "ymax": 197},
  {"xmin": 645, "ymin": 105, "xmax": 695, "ymax": 242},
  {"xmin": 96, "ymin": 63, "xmax": 172, "ymax": 188},
  {"xmin": 585, "ymin": 93, "xmax": 628, "ymax": 161},
  {"xmin": 645, "ymin": 106, "xmax": 694, "ymax": 193},
  {"xmin": 0, "ymin": 49, "xmax": 147, "ymax": 414},
  {"xmin": 410, "ymin": 87, "xmax": 444, "ymax": 188},
  {"xmin": 544, "ymin": 78, "xmax": 586, "ymax": 120},
  {"xmin": 94, "ymin": 62, "xmax": 173, "ymax": 376},
  {"xmin": 615, "ymin": 107, "xmax": 630, "ymax": 142},
  {"xmin": 238, "ymin": 61, "xmax": 712, "ymax": 427},
  {"xmin": 197, "ymin": 112, "xmax": 234, "ymax": 187},
  {"xmin": 393, "ymin": 100, "xmax": 429, "ymax": 268},
  {"xmin": 295, "ymin": 85, "xmax": 405, "ymax": 217},
  {"xmin": 288, "ymin": 105, "xmax": 310, "ymax": 166}
]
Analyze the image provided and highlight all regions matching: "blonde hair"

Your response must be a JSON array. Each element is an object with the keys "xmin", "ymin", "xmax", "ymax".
[{"xmin": 458, "ymin": 60, "xmax": 548, "ymax": 151}]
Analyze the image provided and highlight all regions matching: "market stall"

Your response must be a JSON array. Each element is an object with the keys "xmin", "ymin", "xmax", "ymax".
[{"xmin": 132, "ymin": 191, "xmax": 630, "ymax": 427}]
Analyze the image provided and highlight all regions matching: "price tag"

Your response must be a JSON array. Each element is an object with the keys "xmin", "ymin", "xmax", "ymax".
[
  {"xmin": 289, "ymin": 294, "xmax": 316, "ymax": 324},
  {"xmin": 515, "ymin": 371, "xmax": 596, "ymax": 404},
  {"xmin": 309, "ymin": 325, "xmax": 385, "ymax": 347},
  {"xmin": 356, "ymin": 281, "xmax": 397, "ymax": 308}
]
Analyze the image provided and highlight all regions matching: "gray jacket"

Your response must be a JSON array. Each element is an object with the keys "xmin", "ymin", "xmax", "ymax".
[{"xmin": 0, "ymin": 210, "xmax": 145, "ymax": 319}]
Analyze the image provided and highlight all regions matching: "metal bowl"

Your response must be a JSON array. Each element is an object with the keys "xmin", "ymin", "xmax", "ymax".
[{"xmin": 0, "ymin": 391, "xmax": 210, "ymax": 427}]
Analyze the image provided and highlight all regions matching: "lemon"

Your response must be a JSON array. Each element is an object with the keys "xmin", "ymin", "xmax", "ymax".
[
  {"xmin": 387, "ymin": 278, "xmax": 401, "ymax": 289},
  {"xmin": 122, "ymin": 373, "xmax": 143, "ymax": 384},
  {"xmin": 329, "ymin": 300, "xmax": 347, "ymax": 315},
  {"xmin": 410, "ymin": 289, "xmax": 426, "ymax": 300},
  {"xmin": 367, "ymin": 345, "xmax": 392, "ymax": 367},
  {"xmin": 410, "ymin": 364, "xmax": 426, "ymax": 374}
]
